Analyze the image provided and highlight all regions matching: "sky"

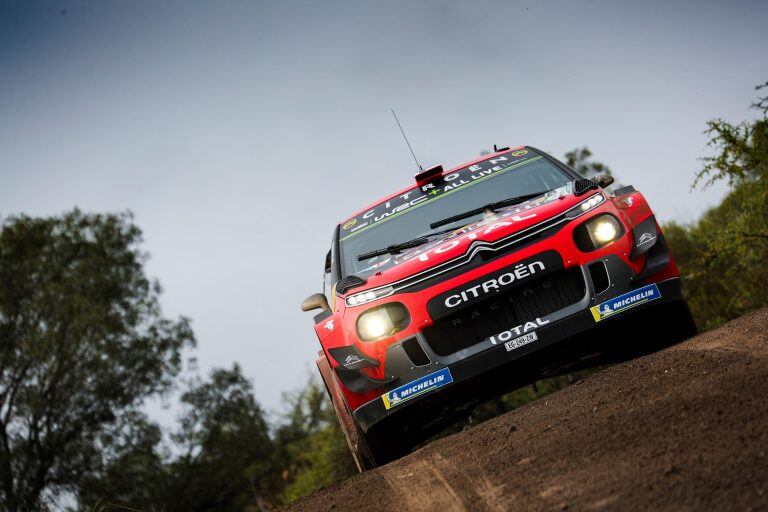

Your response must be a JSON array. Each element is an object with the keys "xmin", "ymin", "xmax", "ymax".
[{"xmin": 1, "ymin": 0, "xmax": 767, "ymax": 422}]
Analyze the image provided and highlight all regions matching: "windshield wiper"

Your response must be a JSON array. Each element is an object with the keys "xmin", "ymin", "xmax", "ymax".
[
  {"xmin": 357, "ymin": 191, "xmax": 548, "ymax": 262},
  {"xmin": 356, "ymin": 226, "xmax": 464, "ymax": 262},
  {"xmin": 429, "ymin": 191, "xmax": 547, "ymax": 230}
]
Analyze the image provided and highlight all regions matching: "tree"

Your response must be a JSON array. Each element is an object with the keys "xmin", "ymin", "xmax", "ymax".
[
  {"xmin": 695, "ymin": 81, "xmax": 768, "ymax": 188},
  {"xmin": 0, "ymin": 209, "xmax": 194, "ymax": 511},
  {"xmin": 165, "ymin": 365, "xmax": 277, "ymax": 512},
  {"xmin": 77, "ymin": 365, "xmax": 278, "ymax": 512},
  {"xmin": 664, "ymin": 81, "xmax": 768, "ymax": 329},
  {"xmin": 564, "ymin": 146, "xmax": 612, "ymax": 178},
  {"xmin": 75, "ymin": 411, "xmax": 169, "ymax": 512},
  {"xmin": 274, "ymin": 379, "xmax": 356, "ymax": 503}
]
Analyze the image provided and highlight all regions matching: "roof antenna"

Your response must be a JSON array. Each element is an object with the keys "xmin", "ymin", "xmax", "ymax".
[{"xmin": 391, "ymin": 108, "xmax": 423, "ymax": 171}]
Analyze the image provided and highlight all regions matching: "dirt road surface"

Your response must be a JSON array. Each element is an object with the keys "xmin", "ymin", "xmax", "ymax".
[{"xmin": 286, "ymin": 308, "xmax": 768, "ymax": 511}]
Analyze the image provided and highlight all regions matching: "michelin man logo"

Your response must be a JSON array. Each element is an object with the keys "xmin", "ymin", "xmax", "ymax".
[
  {"xmin": 600, "ymin": 303, "xmax": 613, "ymax": 315},
  {"xmin": 591, "ymin": 284, "xmax": 661, "ymax": 322}
]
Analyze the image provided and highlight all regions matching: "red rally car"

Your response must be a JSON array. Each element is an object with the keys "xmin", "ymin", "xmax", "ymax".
[{"xmin": 301, "ymin": 146, "xmax": 696, "ymax": 470}]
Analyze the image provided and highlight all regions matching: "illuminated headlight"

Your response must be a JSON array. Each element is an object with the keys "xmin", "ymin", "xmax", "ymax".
[
  {"xmin": 592, "ymin": 219, "xmax": 618, "ymax": 243},
  {"xmin": 356, "ymin": 302, "xmax": 410, "ymax": 342},
  {"xmin": 574, "ymin": 214, "xmax": 624, "ymax": 251},
  {"xmin": 345, "ymin": 286, "xmax": 394, "ymax": 307}
]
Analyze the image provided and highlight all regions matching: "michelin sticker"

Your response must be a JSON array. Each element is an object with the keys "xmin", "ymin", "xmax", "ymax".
[
  {"xmin": 590, "ymin": 283, "xmax": 661, "ymax": 322},
  {"xmin": 381, "ymin": 368, "xmax": 453, "ymax": 410}
]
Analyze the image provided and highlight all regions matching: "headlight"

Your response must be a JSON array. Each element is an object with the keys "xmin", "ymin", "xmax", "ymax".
[
  {"xmin": 356, "ymin": 302, "xmax": 410, "ymax": 342},
  {"xmin": 346, "ymin": 285, "xmax": 394, "ymax": 307},
  {"xmin": 592, "ymin": 218, "xmax": 618, "ymax": 243},
  {"xmin": 574, "ymin": 214, "xmax": 623, "ymax": 251}
]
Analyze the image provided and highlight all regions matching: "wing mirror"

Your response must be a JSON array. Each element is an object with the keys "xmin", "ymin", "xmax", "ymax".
[
  {"xmin": 593, "ymin": 175, "xmax": 614, "ymax": 188},
  {"xmin": 301, "ymin": 293, "xmax": 330, "ymax": 312}
]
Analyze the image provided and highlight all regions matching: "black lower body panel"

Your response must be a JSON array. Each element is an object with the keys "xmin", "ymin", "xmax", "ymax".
[{"xmin": 353, "ymin": 277, "xmax": 695, "ymax": 459}]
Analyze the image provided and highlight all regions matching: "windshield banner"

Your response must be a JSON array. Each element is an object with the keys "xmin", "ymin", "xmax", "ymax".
[{"xmin": 340, "ymin": 149, "xmax": 539, "ymax": 241}]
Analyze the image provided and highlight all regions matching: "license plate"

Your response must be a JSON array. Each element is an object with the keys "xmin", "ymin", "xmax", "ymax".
[{"xmin": 504, "ymin": 331, "xmax": 538, "ymax": 352}]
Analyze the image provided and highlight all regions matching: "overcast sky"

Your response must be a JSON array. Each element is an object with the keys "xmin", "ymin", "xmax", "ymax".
[{"xmin": 2, "ymin": 0, "xmax": 767, "ymax": 421}]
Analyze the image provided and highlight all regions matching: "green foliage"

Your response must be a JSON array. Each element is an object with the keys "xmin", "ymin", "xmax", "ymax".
[
  {"xmin": 77, "ymin": 412, "xmax": 170, "ymax": 512},
  {"xmin": 166, "ymin": 365, "xmax": 278, "ymax": 512},
  {"xmin": 695, "ymin": 81, "xmax": 768, "ymax": 188},
  {"xmin": 665, "ymin": 180, "xmax": 768, "ymax": 329},
  {"xmin": 76, "ymin": 371, "xmax": 354, "ymax": 510},
  {"xmin": 665, "ymin": 82, "xmax": 768, "ymax": 330},
  {"xmin": 564, "ymin": 146, "xmax": 612, "ymax": 178},
  {"xmin": 274, "ymin": 379, "xmax": 356, "ymax": 503},
  {"xmin": 78, "ymin": 365, "xmax": 279, "ymax": 512},
  {"xmin": 0, "ymin": 210, "xmax": 194, "ymax": 512}
]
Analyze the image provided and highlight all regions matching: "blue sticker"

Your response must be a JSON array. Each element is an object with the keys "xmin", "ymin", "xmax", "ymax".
[
  {"xmin": 381, "ymin": 368, "xmax": 453, "ymax": 410},
  {"xmin": 591, "ymin": 283, "xmax": 661, "ymax": 322}
]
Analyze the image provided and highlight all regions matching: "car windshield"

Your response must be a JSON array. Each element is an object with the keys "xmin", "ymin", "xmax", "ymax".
[{"xmin": 338, "ymin": 149, "xmax": 572, "ymax": 278}]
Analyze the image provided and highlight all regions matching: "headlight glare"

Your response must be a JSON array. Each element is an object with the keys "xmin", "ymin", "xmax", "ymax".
[
  {"xmin": 592, "ymin": 219, "xmax": 618, "ymax": 243},
  {"xmin": 356, "ymin": 302, "xmax": 410, "ymax": 342},
  {"xmin": 574, "ymin": 214, "xmax": 623, "ymax": 251}
]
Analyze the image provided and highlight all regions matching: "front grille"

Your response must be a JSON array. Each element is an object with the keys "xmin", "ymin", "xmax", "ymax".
[{"xmin": 422, "ymin": 267, "xmax": 585, "ymax": 356}]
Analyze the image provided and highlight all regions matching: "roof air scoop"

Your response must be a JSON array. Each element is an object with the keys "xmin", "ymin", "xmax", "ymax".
[
  {"xmin": 574, "ymin": 178, "xmax": 599, "ymax": 196},
  {"xmin": 336, "ymin": 274, "xmax": 366, "ymax": 295}
]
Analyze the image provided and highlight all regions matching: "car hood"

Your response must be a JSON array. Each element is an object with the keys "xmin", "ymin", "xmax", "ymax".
[{"xmin": 351, "ymin": 185, "xmax": 584, "ymax": 292}]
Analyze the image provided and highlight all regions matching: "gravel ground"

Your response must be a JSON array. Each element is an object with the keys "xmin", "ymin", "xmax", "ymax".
[{"xmin": 286, "ymin": 307, "xmax": 768, "ymax": 512}]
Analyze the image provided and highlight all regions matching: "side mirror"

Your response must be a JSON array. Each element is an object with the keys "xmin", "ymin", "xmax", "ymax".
[
  {"xmin": 301, "ymin": 293, "xmax": 330, "ymax": 312},
  {"xmin": 594, "ymin": 175, "xmax": 614, "ymax": 188}
]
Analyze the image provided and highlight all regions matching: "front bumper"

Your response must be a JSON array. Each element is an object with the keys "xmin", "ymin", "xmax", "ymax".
[{"xmin": 352, "ymin": 274, "xmax": 689, "ymax": 437}]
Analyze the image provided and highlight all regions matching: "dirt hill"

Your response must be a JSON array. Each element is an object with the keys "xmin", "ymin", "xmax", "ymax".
[{"xmin": 286, "ymin": 307, "xmax": 768, "ymax": 511}]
